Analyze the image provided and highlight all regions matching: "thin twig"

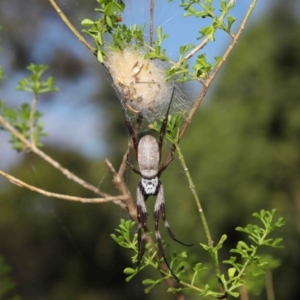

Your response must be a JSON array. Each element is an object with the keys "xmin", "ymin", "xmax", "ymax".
[
  {"xmin": 150, "ymin": 0, "xmax": 154, "ymax": 47},
  {"xmin": 105, "ymin": 158, "xmax": 137, "ymax": 219},
  {"xmin": 118, "ymin": 143, "xmax": 131, "ymax": 178},
  {"xmin": 175, "ymin": 141, "xmax": 224, "ymax": 284},
  {"xmin": 184, "ymin": 37, "xmax": 209, "ymax": 61},
  {"xmin": 265, "ymin": 270, "xmax": 275, "ymax": 300},
  {"xmin": 179, "ymin": 0, "xmax": 257, "ymax": 141},
  {"xmin": 0, "ymin": 170, "xmax": 126, "ymax": 203},
  {"xmin": 239, "ymin": 285, "xmax": 249, "ymax": 300},
  {"xmin": 175, "ymin": 143, "xmax": 212, "ymax": 246},
  {"xmin": 183, "ymin": 0, "xmax": 236, "ymax": 61},
  {"xmin": 0, "ymin": 115, "xmax": 110, "ymax": 198},
  {"xmin": 48, "ymin": 0, "xmax": 95, "ymax": 53}
]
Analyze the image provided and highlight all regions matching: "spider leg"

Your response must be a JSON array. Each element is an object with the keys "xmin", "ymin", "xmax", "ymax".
[
  {"xmin": 124, "ymin": 113, "xmax": 144, "ymax": 175},
  {"xmin": 153, "ymin": 183, "xmax": 193, "ymax": 280},
  {"xmin": 123, "ymin": 111, "xmax": 143, "ymax": 160},
  {"xmin": 126, "ymin": 159, "xmax": 142, "ymax": 176},
  {"xmin": 158, "ymin": 88, "xmax": 176, "ymax": 162},
  {"xmin": 136, "ymin": 184, "xmax": 150, "ymax": 265},
  {"xmin": 158, "ymin": 147, "xmax": 174, "ymax": 177},
  {"xmin": 124, "ymin": 118, "xmax": 139, "ymax": 160},
  {"xmin": 154, "ymin": 191, "xmax": 179, "ymax": 280},
  {"xmin": 155, "ymin": 183, "xmax": 193, "ymax": 247}
]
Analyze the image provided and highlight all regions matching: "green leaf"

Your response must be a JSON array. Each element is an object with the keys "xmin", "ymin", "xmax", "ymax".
[
  {"xmin": 125, "ymin": 270, "xmax": 138, "ymax": 282},
  {"xmin": 16, "ymin": 64, "xmax": 58, "ymax": 96},
  {"xmin": 220, "ymin": 0, "xmax": 227, "ymax": 11},
  {"xmin": 0, "ymin": 99, "xmax": 47, "ymax": 151},
  {"xmin": 106, "ymin": 16, "xmax": 113, "ymax": 28},
  {"xmin": 157, "ymin": 26, "xmax": 162, "ymax": 41},
  {"xmin": 110, "ymin": 233, "xmax": 118, "ymax": 243},
  {"xmin": 228, "ymin": 267, "xmax": 237, "ymax": 279},
  {"xmin": 272, "ymin": 237, "xmax": 284, "ymax": 248},
  {"xmin": 199, "ymin": 243, "xmax": 210, "ymax": 251},
  {"xmin": 97, "ymin": 50, "xmax": 104, "ymax": 63},
  {"xmin": 227, "ymin": 15, "xmax": 236, "ymax": 31},
  {"xmin": 213, "ymin": 234, "xmax": 227, "ymax": 251},
  {"xmin": 237, "ymin": 241, "xmax": 250, "ymax": 250},
  {"xmin": 142, "ymin": 279, "xmax": 155, "ymax": 285},
  {"xmin": 179, "ymin": 43, "xmax": 194, "ymax": 55},
  {"xmin": 167, "ymin": 287, "xmax": 183, "ymax": 293},
  {"xmin": 227, "ymin": 290, "xmax": 240, "ymax": 298},
  {"xmin": 104, "ymin": 2, "xmax": 115, "ymax": 16},
  {"xmin": 142, "ymin": 278, "xmax": 159, "ymax": 294},
  {"xmin": 81, "ymin": 19, "xmax": 94, "ymax": 26},
  {"xmin": 124, "ymin": 267, "xmax": 135, "ymax": 274}
]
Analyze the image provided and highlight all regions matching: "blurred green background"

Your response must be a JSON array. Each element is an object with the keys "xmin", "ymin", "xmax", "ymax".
[{"xmin": 0, "ymin": 0, "xmax": 300, "ymax": 299}]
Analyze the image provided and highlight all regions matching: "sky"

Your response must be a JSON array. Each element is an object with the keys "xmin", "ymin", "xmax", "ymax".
[{"xmin": 0, "ymin": 0, "xmax": 273, "ymax": 170}]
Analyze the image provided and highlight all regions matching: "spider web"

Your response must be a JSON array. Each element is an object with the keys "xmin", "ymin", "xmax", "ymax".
[{"xmin": 105, "ymin": 47, "xmax": 192, "ymax": 123}]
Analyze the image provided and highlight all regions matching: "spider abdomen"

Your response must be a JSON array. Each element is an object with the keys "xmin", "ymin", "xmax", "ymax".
[
  {"xmin": 138, "ymin": 135, "xmax": 160, "ymax": 178},
  {"xmin": 140, "ymin": 177, "xmax": 160, "ymax": 196}
]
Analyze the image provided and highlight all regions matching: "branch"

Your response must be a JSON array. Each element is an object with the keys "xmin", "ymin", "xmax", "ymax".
[
  {"xmin": 179, "ymin": 0, "xmax": 257, "ymax": 141},
  {"xmin": 150, "ymin": 0, "xmax": 154, "ymax": 46},
  {"xmin": 183, "ymin": 0, "xmax": 236, "ymax": 61},
  {"xmin": 48, "ymin": 0, "xmax": 95, "ymax": 54},
  {"xmin": 0, "ymin": 115, "xmax": 110, "ymax": 198},
  {"xmin": 184, "ymin": 37, "xmax": 209, "ymax": 61},
  {"xmin": 105, "ymin": 158, "xmax": 137, "ymax": 219},
  {"xmin": 265, "ymin": 270, "xmax": 275, "ymax": 300},
  {"xmin": 0, "ymin": 170, "xmax": 126, "ymax": 203}
]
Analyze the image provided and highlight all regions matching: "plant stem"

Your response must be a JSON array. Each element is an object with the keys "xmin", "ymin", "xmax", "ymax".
[
  {"xmin": 178, "ymin": 0, "xmax": 257, "ymax": 142},
  {"xmin": 147, "ymin": 259, "xmax": 204, "ymax": 294},
  {"xmin": 231, "ymin": 229, "xmax": 269, "ymax": 285},
  {"xmin": 149, "ymin": 0, "xmax": 154, "ymax": 47},
  {"xmin": 174, "ymin": 142, "xmax": 222, "ymax": 276},
  {"xmin": 0, "ymin": 169, "xmax": 126, "ymax": 203},
  {"xmin": 265, "ymin": 270, "xmax": 275, "ymax": 300},
  {"xmin": 0, "ymin": 115, "xmax": 111, "ymax": 198},
  {"xmin": 174, "ymin": 142, "xmax": 211, "ymax": 245},
  {"xmin": 48, "ymin": 0, "xmax": 95, "ymax": 53}
]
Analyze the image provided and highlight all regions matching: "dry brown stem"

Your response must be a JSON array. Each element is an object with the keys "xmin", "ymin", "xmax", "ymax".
[{"xmin": 0, "ymin": 170, "xmax": 125, "ymax": 203}]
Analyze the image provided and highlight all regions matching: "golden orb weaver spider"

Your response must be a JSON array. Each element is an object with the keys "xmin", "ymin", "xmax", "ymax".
[{"xmin": 124, "ymin": 89, "xmax": 193, "ymax": 280}]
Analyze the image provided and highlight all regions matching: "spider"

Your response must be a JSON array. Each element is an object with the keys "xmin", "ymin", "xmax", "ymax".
[{"xmin": 124, "ymin": 89, "xmax": 193, "ymax": 280}]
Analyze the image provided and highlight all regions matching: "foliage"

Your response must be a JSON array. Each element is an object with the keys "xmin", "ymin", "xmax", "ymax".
[
  {"xmin": 0, "ymin": 256, "xmax": 20, "ymax": 300},
  {"xmin": 16, "ymin": 64, "xmax": 58, "ymax": 96},
  {"xmin": 81, "ymin": 0, "xmax": 237, "ymax": 82},
  {"xmin": 0, "ymin": 64, "xmax": 57, "ymax": 151},
  {"xmin": 0, "ymin": 101, "xmax": 46, "ymax": 151},
  {"xmin": 112, "ymin": 210, "xmax": 284, "ymax": 297},
  {"xmin": 149, "ymin": 112, "xmax": 184, "ymax": 144},
  {"xmin": 81, "ymin": 0, "xmax": 145, "ymax": 62},
  {"xmin": 222, "ymin": 210, "xmax": 284, "ymax": 297},
  {"xmin": 180, "ymin": 0, "xmax": 236, "ymax": 39}
]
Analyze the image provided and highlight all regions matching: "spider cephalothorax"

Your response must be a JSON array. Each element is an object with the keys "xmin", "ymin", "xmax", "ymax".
[
  {"xmin": 124, "ymin": 89, "xmax": 192, "ymax": 280},
  {"xmin": 139, "ymin": 177, "xmax": 160, "ymax": 195}
]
